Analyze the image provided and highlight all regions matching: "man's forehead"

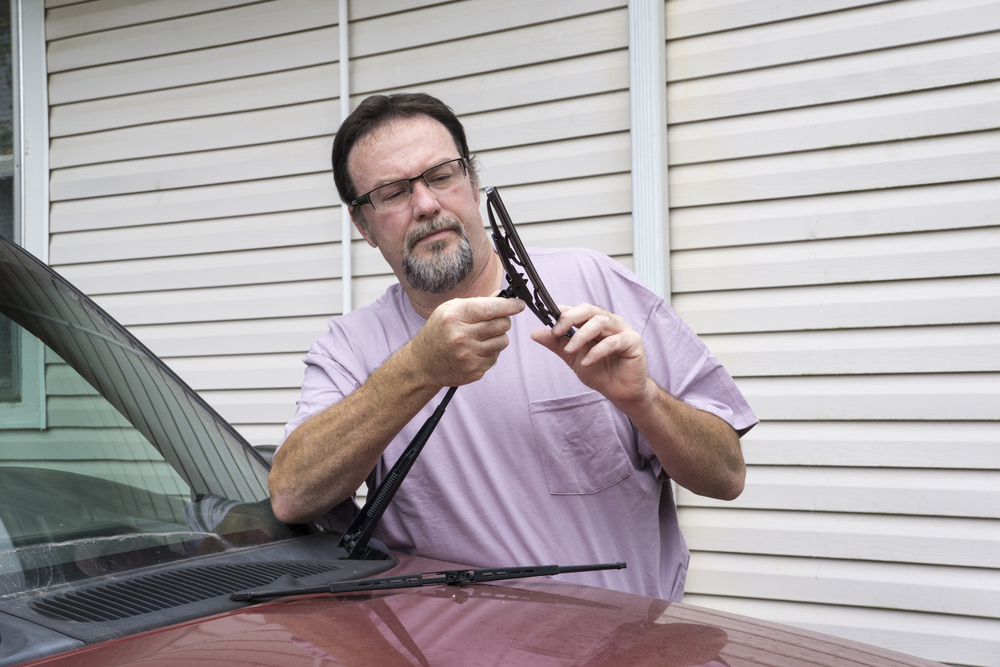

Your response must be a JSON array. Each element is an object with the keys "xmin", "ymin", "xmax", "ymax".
[{"xmin": 349, "ymin": 115, "xmax": 458, "ymax": 182}]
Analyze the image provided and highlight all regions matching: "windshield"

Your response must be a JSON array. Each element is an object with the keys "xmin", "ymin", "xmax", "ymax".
[{"xmin": 0, "ymin": 237, "xmax": 300, "ymax": 597}]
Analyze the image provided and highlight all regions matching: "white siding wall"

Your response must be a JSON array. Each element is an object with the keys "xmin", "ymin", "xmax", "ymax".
[{"xmin": 667, "ymin": 1, "xmax": 1000, "ymax": 665}]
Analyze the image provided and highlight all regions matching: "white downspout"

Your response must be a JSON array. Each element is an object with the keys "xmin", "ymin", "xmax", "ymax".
[
  {"xmin": 628, "ymin": 0, "xmax": 670, "ymax": 301},
  {"xmin": 339, "ymin": 0, "xmax": 352, "ymax": 313}
]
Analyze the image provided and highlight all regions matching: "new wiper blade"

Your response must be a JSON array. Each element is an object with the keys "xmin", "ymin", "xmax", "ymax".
[{"xmin": 230, "ymin": 561, "xmax": 626, "ymax": 602}]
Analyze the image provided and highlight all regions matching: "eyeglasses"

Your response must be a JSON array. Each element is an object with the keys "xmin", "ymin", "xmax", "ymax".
[{"xmin": 350, "ymin": 158, "xmax": 469, "ymax": 212}]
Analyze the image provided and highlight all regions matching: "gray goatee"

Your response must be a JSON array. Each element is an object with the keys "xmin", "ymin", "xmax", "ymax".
[{"xmin": 402, "ymin": 217, "xmax": 475, "ymax": 294}]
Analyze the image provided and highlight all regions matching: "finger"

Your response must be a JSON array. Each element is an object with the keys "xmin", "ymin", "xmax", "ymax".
[{"xmin": 465, "ymin": 295, "xmax": 525, "ymax": 322}]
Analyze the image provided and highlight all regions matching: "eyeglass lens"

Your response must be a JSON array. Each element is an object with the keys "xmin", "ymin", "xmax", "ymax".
[{"xmin": 370, "ymin": 159, "xmax": 466, "ymax": 211}]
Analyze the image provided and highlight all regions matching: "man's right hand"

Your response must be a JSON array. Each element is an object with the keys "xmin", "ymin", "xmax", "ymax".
[{"xmin": 407, "ymin": 295, "xmax": 525, "ymax": 389}]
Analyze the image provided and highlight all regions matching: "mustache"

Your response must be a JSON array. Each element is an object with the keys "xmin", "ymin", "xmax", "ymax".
[{"xmin": 404, "ymin": 217, "xmax": 464, "ymax": 253}]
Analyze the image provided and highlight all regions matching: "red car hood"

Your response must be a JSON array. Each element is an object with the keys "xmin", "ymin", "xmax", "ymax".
[{"xmin": 25, "ymin": 555, "xmax": 941, "ymax": 667}]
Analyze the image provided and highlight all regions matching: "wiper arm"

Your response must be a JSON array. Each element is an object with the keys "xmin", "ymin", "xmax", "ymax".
[
  {"xmin": 337, "ymin": 386, "xmax": 458, "ymax": 560},
  {"xmin": 231, "ymin": 561, "xmax": 626, "ymax": 602}
]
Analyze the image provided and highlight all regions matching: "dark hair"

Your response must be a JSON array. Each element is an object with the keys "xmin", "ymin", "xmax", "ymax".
[{"xmin": 332, "ymin": 93, "xmax": 478, "ymax": 210}]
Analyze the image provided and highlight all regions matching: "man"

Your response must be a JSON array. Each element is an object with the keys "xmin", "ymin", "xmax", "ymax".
[{"xmin": 270, "ymin": 93, "xmax": 757, "ymax": 600}]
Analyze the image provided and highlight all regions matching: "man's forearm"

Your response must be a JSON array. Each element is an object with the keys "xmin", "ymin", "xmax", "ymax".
[
  {"xmin": 617, "ymin": 378, "xmax": 745, "ymax": 500},
  {"xmin": 268, "ymin": 343, "xmax": 441, "ymax": 524}
]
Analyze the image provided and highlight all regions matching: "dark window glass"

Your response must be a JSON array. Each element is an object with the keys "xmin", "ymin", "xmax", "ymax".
[{"xmin": 0, "ymin": 0, "xmax": 14, "ymax": 401}]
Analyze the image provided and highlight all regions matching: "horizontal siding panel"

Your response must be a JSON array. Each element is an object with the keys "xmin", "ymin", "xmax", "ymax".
[
  {"xmin": 167, "ymin": 353, "xmax": 305, "ymax": 391},
  {"xmin": 704, "ymin": 325, "xmax": 1000, "ymax": 376},
  {"xmin": 418, "ymin": 50, "xmax": 630, "ymax": 119},
  {"xmin": 670, "ymin": 180, "xmax": 1000, "ymax": 250},
  {"xmin": 670, "ymin": 130, "xmax": 1000, "ymax": 208},
  {"xmin": 670, "ymin": 81, "xmax": 1000, "ymax": 165},
  {"xmin": 738, "ymin": 373, "xmax": 1000, "ymax": 421},
  {"xmin": 234, "ymin": 423, "xmax": 288, "ymax": 448},
  {"xmin": 668, "ymin": 0, "xmax": 1000, "ymax": 81},
  {"xmin": 348, "ymin": 10, "xmax": 628, "ymax": 97},
  {"xmin": 93, "ymin": 274, "xmax": 398, "ymax": 326},
  {"xmin": 678, "ymin": 507, "xmax": 1000, "ymax": 567},
  {"xmin": 683, "ymin": 595, "xmax": 999, "ymax": 667},
  {"xmin": 673, "ymin": 227, "xmax": 1000, "ymax": 292},
  {"xmin": 0, "ymin": 427, "xmax": 157, "ymax": 460},
  {"xmin": 667, "ymin": 31, "xmax": 1000, "ymax": 123},
  {"xmin": 666, "ymin": 0, "xmax": 889, "ymax": 39},
  {"xmin": 131, "ymin": 317, "xmax": 331, "ymax": 358},
  {"xmin": 739, "ymin": 420, "xmax": 1000, "ymax": 469},
  {"xmin": 464, "ymin": 91, "xmax": 631, "ymax": 153},
  {"xmin": 710, "ymin": 324, "xmax": 1000, "ymax": 376},
  {"xmin": 680, "ymin": 466, "xmax": 1000, "ymax": 517},
  {"xmin": 45, "ymin": 0, "xmax": 260, "ymax": 40},
  {"xmin": 47, "ymin": 396, "xmax": 131, "ymax": 428},
  {"xmin": 50, "ymin": 100, "xmax": 338, "ymax": 168},
  {"xmin": 50, "ymin": 174, "xmax": 337, "ymax": 233},
  {"xmin": 50, "ymin": 209, "xmax": 345, "ymax": 264},
  {"xmin": 513, "ymin": 215, "xmax": 633, "ymax": 257},
  {"xmin": 50, "ymin": 26, "xmax": 338, "ymax": 106},
  {"xmin": 198, "ymin": 388, "xmax": 302, "ymax": 425},
  {"xmin": 685, "ymin": 553, "xmax": 1000, "ymax": 619},
  {"xmin": 50, "ymin": 63, "xmax": 338, "ymax": 137},
  {"xmin": 55, "ymin": 245, "xmax": 348, "ymax": 295},
  {"xmin": 47, "ymin": 0, "xmax": 338, "ymax": 73},
  {"xmin": 672, "ymin": 277, "xmax": 1000, "ymax": 334},
  {"xmin": 349, "ymin": 0, "xmax": 623, "ymax": 59},
  {"xmin": 51, "ymin": 136, "xmax": 331, "ymax": 201},
  {"xmin": 478, "ymin": 133, "xmax": 630, "ymax": 190},
  {"xmin": 478, "ymin": 174, "xmax": 632, "ymax": 227}
]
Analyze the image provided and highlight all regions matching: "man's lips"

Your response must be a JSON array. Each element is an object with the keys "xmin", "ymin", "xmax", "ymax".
[{"xmin": 407, "ymin": 224, "xmax": 460, "ymax": 251}]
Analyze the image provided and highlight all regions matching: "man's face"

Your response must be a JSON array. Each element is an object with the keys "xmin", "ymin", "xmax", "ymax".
[{"xmin": 347, "ymin": 116, "xmax": 489, "ymax": 295}]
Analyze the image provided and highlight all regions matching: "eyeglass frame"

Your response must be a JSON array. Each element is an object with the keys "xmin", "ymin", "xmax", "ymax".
[{"xmin": 349, "ymin": 157, "xmax": 470, "ymax": 212}]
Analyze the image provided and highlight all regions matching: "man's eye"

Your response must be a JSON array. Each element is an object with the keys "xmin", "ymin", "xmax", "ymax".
[
  {"xmin": 378, "ymin": 186, "xmax": 408, "ymax": 202},
  {"xmin": 427, "ymin": 171, "xmax": 456, "ymax": 187}
]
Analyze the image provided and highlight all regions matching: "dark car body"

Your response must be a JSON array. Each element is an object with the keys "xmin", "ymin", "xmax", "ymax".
[{"xmin": 0, "ymin": 234, "xmax": 943, "ymax": 667}]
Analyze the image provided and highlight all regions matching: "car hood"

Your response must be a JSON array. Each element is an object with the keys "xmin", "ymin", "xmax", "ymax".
[{"xmin": 24, "ymin": 555, "xmax": 941, "ymax": 667}]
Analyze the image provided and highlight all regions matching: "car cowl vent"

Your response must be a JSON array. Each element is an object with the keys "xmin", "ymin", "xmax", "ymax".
[{"xmin": 30, "ymin": 561, "xmax": 342, "ymax": 622}]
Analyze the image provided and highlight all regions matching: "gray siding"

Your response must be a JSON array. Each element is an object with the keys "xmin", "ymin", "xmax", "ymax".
[{"xmin": 667, "ymin": 1, "xmax": 1000, "ymax": 664}]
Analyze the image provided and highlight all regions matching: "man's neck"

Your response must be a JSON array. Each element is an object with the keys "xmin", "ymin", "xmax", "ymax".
[{"xmin": 405, "ymin": 252, "xmax": 505, "ymax": 319}]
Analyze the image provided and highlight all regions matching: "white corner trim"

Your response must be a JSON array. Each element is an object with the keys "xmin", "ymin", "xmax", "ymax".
[
  {"xmin": 628, "ymin": 0, "xmax": 670, "ymax": 301},
  {"xmin": 13, "ymin": 0, "xmax": 48, "ymax": 262},
  {"xmin": 339, "ymin": 0, "xmax": 352, "ymax": 314}
]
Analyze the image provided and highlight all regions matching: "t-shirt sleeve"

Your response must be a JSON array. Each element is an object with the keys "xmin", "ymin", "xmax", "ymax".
[
  {"xmin": 632, "ymin": 293, "xmax": 758, "ymax": 480},
  {"xmin": 279, "ymin": 334, "xmax": 365, "ymax": 446}
]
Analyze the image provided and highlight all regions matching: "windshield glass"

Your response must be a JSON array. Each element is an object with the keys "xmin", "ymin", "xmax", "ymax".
[{"xmin": 0, "ymin": 237, "xmax": 299, "ymax": 597}]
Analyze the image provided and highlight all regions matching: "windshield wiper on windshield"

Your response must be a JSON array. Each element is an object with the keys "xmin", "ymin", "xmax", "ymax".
[{"xmin": 231, "ymin": 562, "xmax": 626, "ymax": 602}]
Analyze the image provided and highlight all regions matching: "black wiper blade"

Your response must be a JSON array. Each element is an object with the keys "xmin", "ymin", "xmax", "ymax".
[
  {"xmin": 486, "ymin": 186, "xmax": 573, "ymax": 337},
  {"xmin": 230, "ymin": 561, "xmax": 626, "ymax": 602}
]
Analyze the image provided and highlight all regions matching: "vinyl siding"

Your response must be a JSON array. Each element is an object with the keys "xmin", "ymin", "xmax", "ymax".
[{"xmin": 666, "ymin": 1, "xmax": 1000, "ymax": 664}]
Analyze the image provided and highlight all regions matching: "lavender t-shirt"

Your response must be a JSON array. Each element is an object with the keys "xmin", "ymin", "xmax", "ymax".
[{"xmin": 282, "ymin": 247, "xmax": 757, "ymax": 599}]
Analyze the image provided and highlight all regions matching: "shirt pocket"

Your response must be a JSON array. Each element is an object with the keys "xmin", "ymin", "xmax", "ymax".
[{"xmin": 528, "ymin": 391, "xmax": 632, "ymax": 495}]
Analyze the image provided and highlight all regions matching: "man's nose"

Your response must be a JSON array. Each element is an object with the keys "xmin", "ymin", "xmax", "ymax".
[{"xmin": 409, "ymin": 179, "xmax": 441, "ymax": 217}]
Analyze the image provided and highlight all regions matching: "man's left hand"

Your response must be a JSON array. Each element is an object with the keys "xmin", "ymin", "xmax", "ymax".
[{"xmin": 530, "ymin": 303, "xmax": 650, "ymax": 409}]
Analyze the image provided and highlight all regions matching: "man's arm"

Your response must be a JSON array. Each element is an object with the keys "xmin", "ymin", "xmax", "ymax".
[
  {"xmin": 530, "ymin": 304, "xmax": 745, "ymax": 500},
  {"xmin": 270, "ymin": 296, "xmax": 524, "ymax": 524}
]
